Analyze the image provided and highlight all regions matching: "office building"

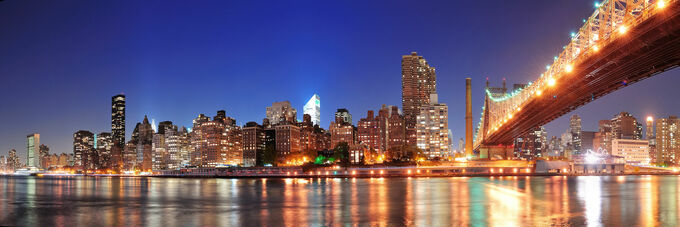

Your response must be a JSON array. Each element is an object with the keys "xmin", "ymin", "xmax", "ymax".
[
  {"xmin": 26, "ymin": 133, "xmax": 40, "ymax": 168},
  {"xmin": 611, "ymin": 139, "xmax": 650, "ymax": 165},
  {"xmin": 611, "ymin": 112, "xmax": 643, "ymax": 140},
  {"xmin": 303, "ymin": 94, "xmax": 321, "ymax": 126}
]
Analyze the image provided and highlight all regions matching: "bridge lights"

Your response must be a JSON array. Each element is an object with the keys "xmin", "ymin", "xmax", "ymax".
[
  {"xmin": 618, "ymin": 25, "xmax": 628, "ymax": 34},
  {"xmin": 548, "ymin": 77, "xmax": 556, "ymax": 87},
  {"xmin": 658, "ymin": 0, "xmax": 666, "ymax": 9},
  {"xmin": 592, "ymin": 45, "xmax": 599, "ymax": 52},
  {"xmin": 536, "ymin": 90, "xmax": 543, "ymax": 96},
  {"xmin": 565, "ymin": 64, "xmax": 573, "ymax": 73}
]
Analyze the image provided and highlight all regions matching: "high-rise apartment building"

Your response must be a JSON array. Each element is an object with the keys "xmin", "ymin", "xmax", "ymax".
[
  {"xmin": 303, "ymin": 94, "xmax": 321, "ymax": 126},
  {"xmin": 594, "ymin": 120, "xmax": 613, "ymax": 153},
  {"xmin": 242, "ymin": 122, "xmax": 266, "ymax": 167},
  {"xmin": 26, "ymin": 133, "xmax": 40, "ymax": 168},
  {"xmin": 73, "ymin": 130, "xmax": 94, "ymax": 170},
  {"xmin": 266, "ymin": 101, "xmax": 297, "ymax": 125},
  {"xmin": 416, "ymin": 94, "xmax": 450, "ymax": 159},
  {"xmin": 402, "ymin": 52, "xmax": 437, "ymax": 145},
  {"xmin": 656, "ymin": 116, "xmax": 680, "ymax": 165}
]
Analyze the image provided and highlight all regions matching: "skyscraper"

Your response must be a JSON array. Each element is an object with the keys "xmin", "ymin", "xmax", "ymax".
[
  {"xmin": 570, "ymin": 115, "xmax": 582, "ymax": 154},
  {"xmin": 402, "ymin": 52, "xmax": 437, "ymax": 145},
  {"xmin": 111, "ymin": 94, "xmax": 126, "ymax": 147},
  {"xmin": 416, "ymin": 94, "xmax": 450, "ymax": 159},
  {"xmin": 303, "ymin": 94, "xmax": 321, "ymax": 126},
  {"xmin": 26, "ymin": 133, "xmax": 39, "ymax": 168}
]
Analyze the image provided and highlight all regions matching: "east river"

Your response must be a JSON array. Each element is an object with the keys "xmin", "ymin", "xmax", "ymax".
[{"xmin": 1, "ymin": 175, "xmax": 680, "ymax": 226}]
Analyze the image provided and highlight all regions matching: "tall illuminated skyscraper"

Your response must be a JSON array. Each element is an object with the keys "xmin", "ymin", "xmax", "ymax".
[
  {"xmin": 112, "ymin": 94, "xmax": 126, "ymax": 147},
  {"xmin": 303, "ymin": 94, "xmax": 321, "ymax": 126},
  {"xmin": 26, "ymin": 133, "xmax": 40, "ymax": 168},
  {"xmin": 402, "ymin": 52, "xmax": 437, "ymax": 145}
]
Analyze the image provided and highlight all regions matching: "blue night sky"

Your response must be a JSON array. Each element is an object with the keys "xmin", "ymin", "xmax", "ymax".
[{"xmin": 1, "ymin": 0, "xmax": 679, "ymax": 161}]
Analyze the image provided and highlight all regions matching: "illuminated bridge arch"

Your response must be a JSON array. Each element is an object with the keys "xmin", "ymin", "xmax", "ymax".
[{"xmin": 474, "ymin": 0, "xmax": 680, "ymax": 151}]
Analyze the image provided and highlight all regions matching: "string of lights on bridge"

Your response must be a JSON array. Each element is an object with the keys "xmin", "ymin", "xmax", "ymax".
[{"xmin": 474, "ymin": 0, "xmax": 671, "ymax": 145}]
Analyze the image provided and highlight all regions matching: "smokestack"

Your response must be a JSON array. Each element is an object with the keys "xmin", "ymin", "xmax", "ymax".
[{"xmin": 465, "ymin": 78, "xmax": 473, "ymax": 157}]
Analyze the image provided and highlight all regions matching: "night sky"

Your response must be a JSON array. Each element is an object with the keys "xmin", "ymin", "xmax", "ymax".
[{"xmin": 1, "ymin": 0, "xmax": 679, "ymax": 162}]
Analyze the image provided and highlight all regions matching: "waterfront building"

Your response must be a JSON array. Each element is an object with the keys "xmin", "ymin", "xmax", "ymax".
[
  {"xmin": 191, "ymin": 113, "xmax": 227, "ymax": 167},
  {"xmin": 73, "ymin": 130, "xmax": 95, "ymax": 170},
  {"xmin": 656, "ymin": 116, "xmax": 680, "ymax": 165},
  {"xmin": 357, "ymin": 105, "xmax": 406, "ymax": 154},
  {"xmin": 226, "ymin": 126, "xmax": 243, "ymax": 166},
  {"xmin": 242, "ymin": 122, "xmax": 266, "ymax": 167},
  {"xmin": 152, "ymin": 133, "xmax": 167, "ymax": 170},
  {"xmin": 26, "ymin": 133, "xmax": 40, "ymax": 168},
  {"xmin": 329, "ymin": 118, "xmax": 355, "ymax": 148},
  {"xmin": 164, "ymin": 126, "xmax": 191, "ymax": 169},
  {"xmin": 402, "ymin": 52, "xmax": 437, "ymax": 145},
  {"xmin": 303, "ymin": 94, "xmax": 321, "ymax": 126},
  {"xmin": 334, "ymin": 109, "xmax": 352, "ymax": 125},
  {"xmin": 611, "ymin": 139, "xmax": 650, "ymax": 165},
  {"xmin": 275, "ymin": 122, "xmax": 301, "ymax": 158},
  {"xmin": 415, "ymin": 94, "xmax": 450, "ymax": 159},
  {"xmin": 357, "ymin": 110, "xmax": 381, "ymax": 152},
  {"xmin": 266, "ymin": 101, "xmax": 297, "ymax": 125},
  {"xmin": 349, "ymin": 143, "xmax": 368, "ymax": 164}
]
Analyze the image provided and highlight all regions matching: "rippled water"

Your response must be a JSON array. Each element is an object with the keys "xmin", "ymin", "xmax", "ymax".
[{"xmin": 1, "ymin": 175, "xmax": 679, "ymax": 226}]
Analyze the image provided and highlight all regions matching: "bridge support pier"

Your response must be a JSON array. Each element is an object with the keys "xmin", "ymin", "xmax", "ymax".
[{"xmin": 478, "ymin": 145, "xmax": 514, "ymax": 160}]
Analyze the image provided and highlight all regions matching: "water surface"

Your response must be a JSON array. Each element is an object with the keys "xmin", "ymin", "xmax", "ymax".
[{"xmin": 1, "ymin": 175, "xmax": 679, "ymax": 226}]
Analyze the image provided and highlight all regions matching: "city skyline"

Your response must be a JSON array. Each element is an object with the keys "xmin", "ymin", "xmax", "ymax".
[{"xmin": 2, "ymin": 0, "xmax": 680, "ymax": 161}]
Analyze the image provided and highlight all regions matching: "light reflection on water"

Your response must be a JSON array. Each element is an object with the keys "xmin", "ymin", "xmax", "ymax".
[{"xmin": 2, "ymin": 175, "xmax": 680, "ymax": 226}]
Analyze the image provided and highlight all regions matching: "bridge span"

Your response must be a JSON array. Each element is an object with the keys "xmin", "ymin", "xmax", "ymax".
[{"xmin": 470, "ymin": 0, "xmax": 680, "ymax": 158}]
